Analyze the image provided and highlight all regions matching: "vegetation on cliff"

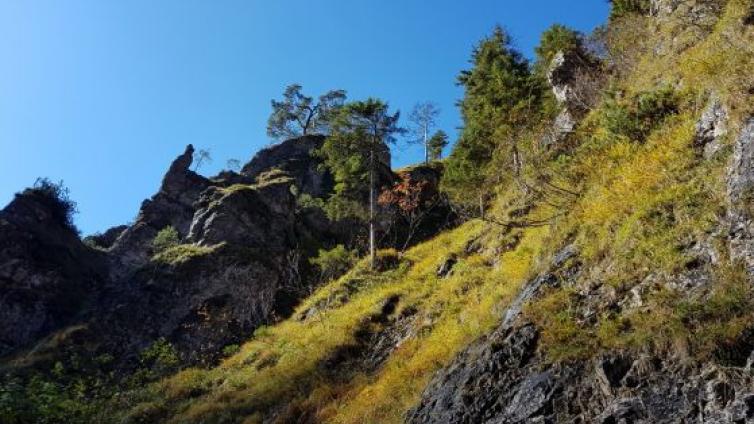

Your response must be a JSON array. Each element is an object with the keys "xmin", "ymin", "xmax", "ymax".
[{"xmin": 3, "ymin": 0, "xmax": 754, "ymax": 422}]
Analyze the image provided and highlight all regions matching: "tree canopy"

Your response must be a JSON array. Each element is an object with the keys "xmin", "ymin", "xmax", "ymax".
[
  {"xmin": 408, "ymin": 102, "xmax": 441, "ymax": 163},
  {"xmin": 427, "ymin": 130, "xmax": 449, "ymax": 161},
  {"xmin": 534, "ymin": 24, "xmax": 584, "ymax": 72},
  {"xmin": 317, "ymin": 98, "xmax": 404, "ymax": 267},
  {"xmin": 442, "ymin": 26, "xmax": 542, "ymax": 213},
  {"xmin": 267, "ymin": 84, "xmax": 347, "ymax": 140}
]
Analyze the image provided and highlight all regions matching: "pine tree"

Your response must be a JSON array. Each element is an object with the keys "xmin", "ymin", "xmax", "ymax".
[
  {"xmin": 317, "ymin": 99, "xmax": 404, "ymax": 268},
  {"xmin": 427, "ymin": 130, "xmax": 449, "ymax": 161},
  {"xmin": 267, "ymin": 84, "xmax": 347, "ymax": 140}
]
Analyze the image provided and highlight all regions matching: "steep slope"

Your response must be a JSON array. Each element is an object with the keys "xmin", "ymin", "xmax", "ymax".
[
  {"xmin": 118, "ymin": 219, "xmax": 552, "ymax": 423},
  {"xmin": 115, "ymin": 0, "xmax": 754, "ymax": 423},
  {"xmin": 3, "ymin": 1, "xmax": 754, "ymax": 423}
]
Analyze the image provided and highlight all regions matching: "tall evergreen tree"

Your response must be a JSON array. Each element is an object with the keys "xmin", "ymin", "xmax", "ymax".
[
  {"xmin": 318, "ymin": 99, "xmax": 404, "ymax": 268},
  {"xmin": 442, "ymin": 26, "xmax": 539, "ymax": 215}
]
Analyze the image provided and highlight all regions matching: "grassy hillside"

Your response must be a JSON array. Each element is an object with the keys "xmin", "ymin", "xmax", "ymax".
[{"xmin": 119, "ymin": 217, "xmax": 554, "ymax": 423}]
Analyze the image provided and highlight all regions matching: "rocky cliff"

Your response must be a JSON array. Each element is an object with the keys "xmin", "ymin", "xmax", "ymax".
[
  {"xmin": 3, "ymin": 1, "xmax": 754, "ymax": 423},
  {"xmin": 0, "ymin": 186, "xmax": 107, "ymax": 356}
]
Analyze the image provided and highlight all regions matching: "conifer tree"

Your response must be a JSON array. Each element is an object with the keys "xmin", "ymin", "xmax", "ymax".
[
  {"xmin": 442, "ymin": 26, "xmax": 539, "ymax": 216},
  {"xmin": 317, "ymin": 99, "xmax": 404, "ymax": 268},
  {"xmin": 267, "ymin": 84, "xmax": 347, "ymax": 140}
]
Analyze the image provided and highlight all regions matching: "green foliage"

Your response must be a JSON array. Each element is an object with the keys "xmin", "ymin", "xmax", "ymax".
[
  {"xmin": 295, "ymin": 192, "xmax": 326, "ymax": 211},
  {"xmin": 427, "ymin": 130, "xmax": 449, "ymax": 161},
  {"xmin": 152, "ymin": 243, "xmax": 220, "ymax": 265},
  {"xmin": 28, "ymin": 178, "xmax": 78, "ymax": 233},
  {"xmin": 152, "ymin": 226, "xmax": 180, "ymax": 253},
  {"xmin": 442, "ymin": 26, "xmax": 543, "ymax": 211},
  {"xmin": 609, "ymin": 0, "xmax": 651, "ymax": 20},
  {"xmin": 134, "ymin": 338, "xmax": 180, "ymax": 383},
  {"xmin": 317, "ymin": 98, "xmax": 404, "ymax": 220},
  {"xmin": 599, "ymin": 85, "xmax": 679, "ymax": 141},
  {"xmin": 267, "ymin": 84, "xmax": 347, "ymax": 140},
  {"xmin": 222, "ymin": 344, "xmax": 241, "ymax": 357},
  {"xmin": 534, "ymin": 24, "xmax": 583, "ymax": 71},
  {"xmin": 309, "ymin": 244, "xmax": 358, "ymax": 282}
]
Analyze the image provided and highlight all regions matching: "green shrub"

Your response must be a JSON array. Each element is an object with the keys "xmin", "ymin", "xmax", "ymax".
[
  {"xmin": 609, "ymin": 0, "xmax": 651, "ymax": 20},
  {"xmin": 152, "ymin": 243, "xmax": 219, "ymax": 265},
  {"xmin": 600, "ymin": 85, "xmax": 679, "ymax": 141},
  {"xmin": 296, "ymin": 193, "xmax": 326, "ymax": 211},
  {"xmin": 28, "ymin": 178, "xmax": 78, "ymax": 233},
  {"xmin": 309, "ymin": 245, "xmax": 358, "ymax": 282},
  {"xmin": 137, "ymin": 338, "xmax": 180, "ymax": 381},
  {"xmin": 222, "ymin": 344, "xmax": 241, "ymax": 357},
  {"xmin": 535, "ymin": 24, "xmax": 583, "ymax": 71},
  {"xmin": 152, "ymin": 226, "xmax": 180, "ymax": 253}
]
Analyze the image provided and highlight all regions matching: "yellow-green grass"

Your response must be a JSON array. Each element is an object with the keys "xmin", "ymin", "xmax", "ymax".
[{"xmin": 121, "ymin": 217, "xmax": 552, "ymax": 423}]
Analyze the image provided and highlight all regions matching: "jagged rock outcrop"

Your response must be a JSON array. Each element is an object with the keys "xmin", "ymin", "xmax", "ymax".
[
  {"xmin": 0, "ymin": 140, "xmax": 329, "ymax": 366},
  {"xmin": 83, "ymin": 225, "xmax": 128, "ymax": 249},
  {"xmin": 109, "ymin": 144, "xmax": 211, "ymax": 275},
  {"xmin": 0, "ymin": 189, "xmax": 106, "ymax": 356},
  {"xmin": 544, "ymin": 50, "xmax": 600, "ymax": 148},
  {"xmin": 91, "ymin": 242, "xmax": 295, "ymax": 365},
  {"xmin": 651, "ymin": 0, "xmax": 724, "ymax": 54},
  {"xmin": 188, "ymin": 181, "xmax": 296, "ymax": 248},
  {"xmin": 695, "ymin": 96, "xmax": 728, "ymax": 158},
  {"xmin": 242, "ymin": 135, "xmax": 334, "ymax": 197}
]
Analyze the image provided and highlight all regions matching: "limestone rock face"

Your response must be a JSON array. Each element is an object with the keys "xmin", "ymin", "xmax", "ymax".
[
  {"xmin": 544, "ymin": 50, "xmax": 600, "ymax": 147},
  {"xmin": 650, "ymin": 0, "xmax": 723, "ymax": 54},
  {"xmin": 188, "ymin": 181, "xmax": 296, "ymax": 248},
  {"xmin": 0, "ymin": 190, "xmax": 106, "ymax": 356},
  {"xmin": 92, "ymin": 242, "xmax": 293, "ymax": 365},
  {"xmin": 695, "ymin": 96, "xmax": 728, "ymax": 158}
]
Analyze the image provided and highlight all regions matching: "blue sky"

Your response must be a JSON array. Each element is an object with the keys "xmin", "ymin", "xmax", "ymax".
[{"xmin": 0, "ymin": 1, "xmax": 609, "ymax": 235}]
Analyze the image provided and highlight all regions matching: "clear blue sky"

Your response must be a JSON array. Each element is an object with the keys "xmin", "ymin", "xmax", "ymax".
[{"xmin": 0, "ymin": 1, "xmax": 609, "ymax": 235}]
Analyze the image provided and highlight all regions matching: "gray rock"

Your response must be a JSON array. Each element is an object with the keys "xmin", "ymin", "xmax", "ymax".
[
  {"xmin": 727, "ymin": 119, "xmax": 754, "ymax": 272},
  {"xmin": 544, "ymin": 50, "xmax": 600, "ymax": 147},
  {"xmin": 241, "ymin": 135, "xmax": 334, "ymax": 198},
  {"xmin": 83, "ymin": 225, "xmax": 128, "ymax": 250},
  {"xmin": 436, "ymin": 255, "xmax": 457, "ymax": 278},
  {"xmin": 695, "ymin": 97, "xmax": 728, "ymax": 158},
  {"xmin": 501, "ymin": 245, "xmax": 577, "ymax": 329},
  {"xmin": 109, "ymin": 144, "xmax": 211, "ymax": 276}
]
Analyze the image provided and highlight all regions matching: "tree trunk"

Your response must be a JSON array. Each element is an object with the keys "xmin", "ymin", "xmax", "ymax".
[
  {"xmin": 369, "ymin": 147, "xmax": 376, "ymax": 270},
  {"xmin": 423, "ymin": 125, "xmax": 429, "ymax": 164}
]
